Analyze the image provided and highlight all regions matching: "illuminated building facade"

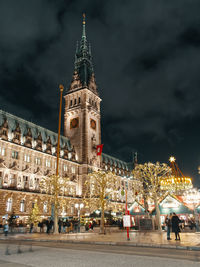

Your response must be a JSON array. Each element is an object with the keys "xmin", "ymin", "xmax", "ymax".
[{"xmin": 0, "ymin": 16, "xmax": 135, "ymax": 222}]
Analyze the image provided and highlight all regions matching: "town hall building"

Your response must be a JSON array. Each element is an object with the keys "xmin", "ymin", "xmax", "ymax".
[{"xmin": 0, "ymin": 16, "xmax": 135, "ymax": 222}]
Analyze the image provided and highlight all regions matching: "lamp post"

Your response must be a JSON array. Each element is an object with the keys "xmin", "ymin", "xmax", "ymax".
[
  {"xmin": 75, "ymin": 203, "xmax": 84, "ymax": 232},
  {"xmin": 53, "ymin": 84, "xmax": 64, "ymax": 234}
]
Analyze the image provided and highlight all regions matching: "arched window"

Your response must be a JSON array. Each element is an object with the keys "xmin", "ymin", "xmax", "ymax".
[
  {"xmin": 4, "ymin": 174, "xmax": 8, "ymax": 184},
  {"xmin": 43, "ymin": 202, "xmax": 48, "ymax": 213},
  {"xmin": 6, "ymin": 198, "xmax": 12, "ymax": 212},
  {"xmin": 20, "ymin": 200, "xmax": 25, "ymax": 212}
]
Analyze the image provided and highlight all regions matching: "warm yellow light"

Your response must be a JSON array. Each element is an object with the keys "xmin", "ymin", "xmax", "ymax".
[{"xmin": 169, "ymin": 156, "xmax": 176, "ymax": 163}]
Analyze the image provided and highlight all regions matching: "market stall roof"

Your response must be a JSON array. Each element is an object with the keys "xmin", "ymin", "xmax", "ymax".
[
  {"xmin": 128, "ymin": 201, "xmax": 146, "ymax": 215},
  {"xmin": 151, "ymin": 194, "xmax": 193, "ymax": 215}
]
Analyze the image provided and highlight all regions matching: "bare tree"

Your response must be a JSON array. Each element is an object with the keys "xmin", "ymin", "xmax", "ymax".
[
  {"xmin": 133, "ymin": 162, "xmax": 171, "ymax": 231},
  {"xmin": 84, "ymin": 170, "xmax": 116, "ymax": 234},
  {"xmin": 40, "ymin": 175, "xmax": 70, "ymax": 234}
]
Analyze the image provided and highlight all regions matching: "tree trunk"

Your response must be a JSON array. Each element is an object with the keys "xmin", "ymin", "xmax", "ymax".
[
  {"xmin": 53, "ymin": 200, "xmax": 58, "ymax": 234},
  {"xmin": 154, "ymin": 197, "xmax": 162, "ymax": 232},
  {"xmin": 100, "ymin": 202, "xmax": 105, "ymax": 234}
]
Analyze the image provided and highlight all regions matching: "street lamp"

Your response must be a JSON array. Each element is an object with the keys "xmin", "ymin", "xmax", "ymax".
[{"xmin": 75, "ymin": 203, "xmax": 84, "ymax": 232}]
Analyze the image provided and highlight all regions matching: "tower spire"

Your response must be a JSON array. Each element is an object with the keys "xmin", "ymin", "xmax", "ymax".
[
  {"xmin": 68, "ymin": 14, "xmax": 98, "ymax": 96},
  {"xmin": 81, "ymin": 13, "xmax": 87, "ymax": 51},
  {"xmin": 82, "ymin": 13, "xmax": 86, "ymax": 38}
]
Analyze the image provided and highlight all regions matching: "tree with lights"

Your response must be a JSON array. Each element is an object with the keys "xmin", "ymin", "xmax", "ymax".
[
  {"xmin": 40, "ymin": 174, "xmax": 70, "ymax": 234},
  {"xmin": 29, "ymin": 202, "xmax": 40, "ymax": 227},
  {"xmin": 133, "ymin": 162, "xmax": 171, "ymax": 231},
  {"xmin": 84, "ymin": 170, "xmax": 117, "ymax": 234}
]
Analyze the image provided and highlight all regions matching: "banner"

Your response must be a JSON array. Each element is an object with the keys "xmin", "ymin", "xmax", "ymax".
[{"xmin": 96, "ymin": 144, "xmax": 103, "ymax": 156}]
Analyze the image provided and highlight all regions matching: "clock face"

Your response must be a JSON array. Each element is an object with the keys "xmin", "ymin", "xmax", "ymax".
[
  {"xmin": 90, "ymin": 119, "xmax": 96, "ymax": 130},
  {"xmin": 70, "ymin": 117, "xmax": 79, "ymax": 129}
]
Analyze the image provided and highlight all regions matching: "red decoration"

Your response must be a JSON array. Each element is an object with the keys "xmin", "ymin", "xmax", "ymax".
[{"xmin": 96, "ymin": 144, "xmax": 103, "ymax": 156}]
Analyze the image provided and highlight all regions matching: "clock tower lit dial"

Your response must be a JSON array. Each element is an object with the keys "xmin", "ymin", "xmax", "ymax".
[
  {"xmin": 90, "ymin": 119, "xmax": 96, "ymax": 130},
  {"xmin": 70, "ymin": 117, "xmax": 79, "ymax": 129}
]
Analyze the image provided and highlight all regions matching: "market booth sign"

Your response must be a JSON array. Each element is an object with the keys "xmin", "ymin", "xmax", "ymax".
[{"xmin": 152, "ymin": 195, "xmax": 193, "ymax": 215}]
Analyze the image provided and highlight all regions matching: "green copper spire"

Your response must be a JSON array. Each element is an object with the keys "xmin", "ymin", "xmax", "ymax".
[{"xmin": 69, "ymin": 14, "xmax": 98, "ymax": 95}]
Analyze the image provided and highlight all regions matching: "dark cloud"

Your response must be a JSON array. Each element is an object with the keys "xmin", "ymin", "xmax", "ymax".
[{"xmin": 0, "ymin": 0, "xmax": 200, "ymax": 186}]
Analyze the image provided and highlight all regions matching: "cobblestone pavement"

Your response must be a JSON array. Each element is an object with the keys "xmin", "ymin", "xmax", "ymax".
[
  {"xmin": 1, "ymin": 231, "xmax": 200, "ymax": 249},
  {"xmin": 0, "ymin": 242, "xmax": 200, "ymax": 267}
]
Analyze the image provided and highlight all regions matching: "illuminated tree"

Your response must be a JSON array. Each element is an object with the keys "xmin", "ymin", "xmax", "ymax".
[
  {"xmin": 84, "ymin": 170, "xmax": 117, "ymax": 234},
  {"xmin": 133, "ymin": 162, "xmax": 171, "ymax": 231},
  {"xmin": 29, "ymin": 202, "xmax": 40, "ymax": 226},
  {"xmin": 40, "ymin": 174, "xmax": 70, "ymax": 234}
]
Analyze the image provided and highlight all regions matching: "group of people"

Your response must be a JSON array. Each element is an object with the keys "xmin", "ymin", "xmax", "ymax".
[{"xmin": 165, "ymin": 213, "xmax": 181, "ymax": 241}]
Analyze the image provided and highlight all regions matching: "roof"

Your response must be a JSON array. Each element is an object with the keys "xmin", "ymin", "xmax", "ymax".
[
  {"xmin": 102, "ymin": 153, "xmax": 133, "ymax": 172},
  {"xmin": 129, "ymin": 200, "xmax": 146, "ymax": 215},
  {"xmin": 0, "ymin": 110, "xmax": 72, "ymax": 151},
  {"xmin": 151, "ymin": 194, "xmax": 193, "ymax": 215}
]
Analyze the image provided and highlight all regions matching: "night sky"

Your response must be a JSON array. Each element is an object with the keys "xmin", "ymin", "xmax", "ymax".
[{"xmin": 1, "ymin": 0, "xmax": 200, "ymax": 186}]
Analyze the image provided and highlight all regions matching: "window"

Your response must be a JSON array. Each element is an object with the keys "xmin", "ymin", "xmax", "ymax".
[
  {"xmin": 70, "ymin": 100, "xmax": 72, "ymax": 107},
  {"xmin": 24, "ymin": 154, "xmax": 30, "ymax": 162},
  {"xmin": 78, "ymin": 97, "xmax": 81, "ymax": 104},
  {"xmin": 29, "ymin": 178, "xmax": 34, "ymax": 187},
  {"xmin": 71, "ymin": 166, "xmax": 75, "ymax": 174},
  {"xmin": 63, "ymin": 164, "xmax": 67, "ymax": 172},
  {"xmin": 20, "ymin": 200, "xmax": 25, "ymax": 212},
  {"xmin": 9, "ymin": 174, "xmax": 16, "ymax": 185},
  {"xmin": 43, "ymin": 202, "xmax": 48, "ymax": 213},
  {"xmin": 4, "ymin": 174, "xmax": 8, "ymax": 184},
  {"xmin": 74, "ymin": 99, "xmax": 77, "ymax": 105},
  {"xmin": 12, "ymin": 151, "xmax": 18, "ymax": 159},
  {"xmin": 45, "ymin": 159, "xmax": 51, "ymax": 167},
  {"xmin": 35, "ymin": 157, "xmax": 41, "ymax": 165},
  {"xmin": 6, "ymin": 198, "xmax": 12, "ymax": 212},
  {"xmin": 0, "ymin": 147, "xmax": 5, "ymax": 156}
]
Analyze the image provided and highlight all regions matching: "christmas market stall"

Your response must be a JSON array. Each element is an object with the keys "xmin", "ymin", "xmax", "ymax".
[{"xmin": 151, "ymin": 194, "xmax": 193, "ymax": 229}]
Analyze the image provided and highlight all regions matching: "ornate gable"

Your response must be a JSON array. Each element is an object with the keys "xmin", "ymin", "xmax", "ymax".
[
  {"xmin": 24, "ymin": 128, "xmax": 32, "ymax": 148},
  {"xmin": 69, "ymin": 71, "xmax": 82, "ymax": 92},
  {"xmin": 45, "ymin": 136, "xmax": 52, "ymax": 154},
  {"xmin": 88, "ymin": 73, "xmax": 98, "ymax": 94},
  {"xmin": 0, "ymin": 118, "xmax": 8, "ymax": 140},
  {"xmin": 12, "ymin": 123, "xmax": 21, "ymax": 144},
  {"xmin": 63, "ymin": 143, "xmax": 69, "ymax": 159},
  {"xmin": 35, "ymin": 133, "xmax": 43, "ymax": 151}
]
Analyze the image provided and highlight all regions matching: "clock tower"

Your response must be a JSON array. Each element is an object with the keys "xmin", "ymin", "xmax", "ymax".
[{"xmin": 64, "ymin": 14, "xmax": 101, "ymax": 169}]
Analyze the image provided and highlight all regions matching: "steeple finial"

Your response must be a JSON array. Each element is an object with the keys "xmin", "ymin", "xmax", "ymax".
[{"xmin": 82, "ymin": 13, "xmax": 86, "ymax": 39}]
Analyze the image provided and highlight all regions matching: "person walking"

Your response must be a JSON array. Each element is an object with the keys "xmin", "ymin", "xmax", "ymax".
[
  {"xmin": 171, "ymin": 213, "xmax": 181, "ymax": 241},
  {"xmin": 165, "ymin": 214, "xmax": 172, "ymax": 240},
  {"xmin": 3, "ymin": 222, "xmax": 9, "ymax": 236}
]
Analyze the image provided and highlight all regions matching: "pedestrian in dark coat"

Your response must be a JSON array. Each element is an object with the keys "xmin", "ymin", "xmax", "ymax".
[
  {"xmin": 171, "ymin": 213, "xmax": 181, "ymax": 241},
  {"xmin": 165, "ymin": 214, "xmax": 172, "ymax": 240}
]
